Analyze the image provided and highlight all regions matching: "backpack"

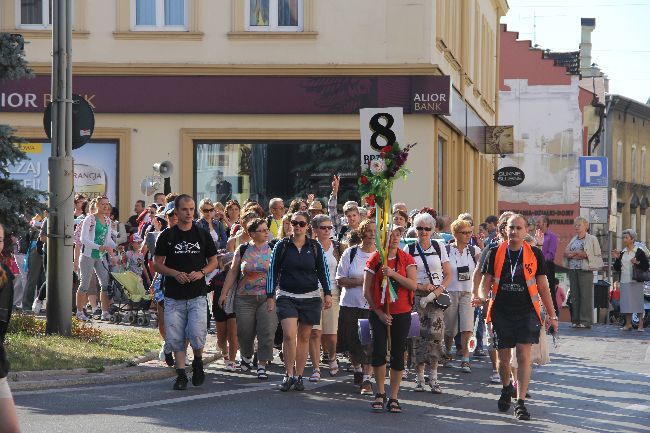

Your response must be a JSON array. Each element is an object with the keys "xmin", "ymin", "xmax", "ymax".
[
  {"xmin": 273, "ymin": 237, "xmax": 320, "ymax": 273},
  {"xmin": 408, "ymin": 239, "xmax": 442, "ymax": 258},
  {"xmin": 349, "ymin": 246, "xmax": 358, "ymax": 264}
]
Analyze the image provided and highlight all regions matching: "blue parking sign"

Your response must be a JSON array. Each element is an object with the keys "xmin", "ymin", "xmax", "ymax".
[{"xmin": 579, "ymin": 156, "xmax": 608, "ymax": 187}]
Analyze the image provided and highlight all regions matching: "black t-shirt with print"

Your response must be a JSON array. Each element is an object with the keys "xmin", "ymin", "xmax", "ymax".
[
  {"xmin": 154, "ymin": 224, "xmax": 217, "ymax": 300},
  {"xmin": 484, "ymin": 244, "xmax": 547, "ymax": 319}
]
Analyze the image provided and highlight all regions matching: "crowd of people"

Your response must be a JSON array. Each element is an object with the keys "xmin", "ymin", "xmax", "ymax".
[{"xmin": 1, "ymin": 175, "xmax": 648, "ymax": 423}]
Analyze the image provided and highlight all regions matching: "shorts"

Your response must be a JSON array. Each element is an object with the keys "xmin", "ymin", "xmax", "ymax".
[
  {"xmin": 212, "ymin": 286, "xmax": 236, "ymax": 323},
  {"xmin": 77, "ymin": 254, "xmax": 109, "ymax": 293},
  {"xmin": 164, "ymin": 296, "xmax": 208, "ymax": 352},
  {"xmin": 491, "ymin": 309, "xmax": 541, "ymax": 350},
  {"xmin": 313, "ymin": 291, "xmax": 340, "ymax": 334},
  {"xmin": 443, "ymin": 291, "xmax": 474, "ymax": 338},
  {"xmin": 0, "ymin": 377, "xmax": 12, "ymax": 399},
  {"xmin": 276, "ymin": 296, "xmax": 322, "ymax": 326}
]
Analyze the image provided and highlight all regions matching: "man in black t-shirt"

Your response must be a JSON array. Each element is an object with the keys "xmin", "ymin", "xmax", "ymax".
[
  {"xmin": 154, "ymin": 195, "xmax": 218, "ymax": 391},
  {"xmin": 473, "ymin": 214, "xmax": 557, "ymax": 421}
]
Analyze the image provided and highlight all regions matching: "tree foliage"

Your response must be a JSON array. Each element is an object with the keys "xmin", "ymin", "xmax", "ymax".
[{"xmin": 0, "ymin": 33, "xmax": 45, "ymax": 249}]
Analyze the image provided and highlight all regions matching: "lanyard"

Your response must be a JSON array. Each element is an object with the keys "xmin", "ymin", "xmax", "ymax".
[{"xmin": 507, "ymin": 247, "xmax": 523, "ymax": 282}]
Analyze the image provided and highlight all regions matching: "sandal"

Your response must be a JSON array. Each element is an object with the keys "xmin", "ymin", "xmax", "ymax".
[
  {"xmin": 329, "ymin": 360, "xmax": 339, "ymax": 376},
  {"xmin": 386, "ymin": 398, "xmax": 402, "ymax": 413},
  {"xmin": 371, "ymin": 393, "xmax": 386, "ymax": 412},
  {"xmin": 309, "ymin": 369, "xmax": 321, "ymax": 383},
  {"xmin": 256, "ymin": 367, "xmax": 268, "ymax": 380}
]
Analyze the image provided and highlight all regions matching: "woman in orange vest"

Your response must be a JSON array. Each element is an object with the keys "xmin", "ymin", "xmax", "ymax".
[{"xmin": 473, "ymin": 214, "xmax": 557, "ymax": 421}]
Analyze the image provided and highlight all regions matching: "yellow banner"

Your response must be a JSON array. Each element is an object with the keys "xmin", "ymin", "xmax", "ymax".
[{"xmin": 18, "ymin": 142, "xmax": 42, "ymax": 154}]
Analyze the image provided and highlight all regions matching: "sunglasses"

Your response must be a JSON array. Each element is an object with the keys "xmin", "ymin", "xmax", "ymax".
[
  {"xmin": 202, "ymin": 208, "xmax": 215, "ymax": 213},
  {"xmin": 291, "ymin": 220, "xmax": 308, "ymax": 227},
  {"xmin": 416, "ymin": 227, "xmax": 432, "ymax": 232},
  {"xmin": 319, "ymin": 226, "xmax": 333, "ymax": 230}
]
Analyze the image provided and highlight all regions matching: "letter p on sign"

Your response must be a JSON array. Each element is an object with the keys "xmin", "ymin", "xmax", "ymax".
[{"xmin": 579, "ymin": 156, "xmax": 608, "ymax": 187}]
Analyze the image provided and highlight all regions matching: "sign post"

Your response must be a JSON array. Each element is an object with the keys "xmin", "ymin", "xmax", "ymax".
[
  {"xmin": 579, "ymin": 156, "xmax": 609, "ymax": 285},
  {"xmin": 359, "ymin": 107, "xmax": 405, "ymax": 171}
]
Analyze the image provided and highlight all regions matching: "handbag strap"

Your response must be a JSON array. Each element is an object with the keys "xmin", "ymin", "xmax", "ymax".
[{"xmin": 415, "ymin": 242, "xmax": 435, "ymax": 286}]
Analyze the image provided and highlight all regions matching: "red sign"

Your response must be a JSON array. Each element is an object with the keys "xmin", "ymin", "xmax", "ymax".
[{"xmin": 0, "ymin": 74, "xmax": 451, "ymax": 115}]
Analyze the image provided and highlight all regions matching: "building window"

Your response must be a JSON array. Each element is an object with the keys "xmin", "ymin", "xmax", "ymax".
[
  {"xmin": 245, "ymin": 0, "xmax": 303, "ymax": 31},
  {"xmin": 437, "ymin": 136, "xmax": 445, "ymax": 212},
  {"xmin": 195, "ymin": 140, "xmax": 358, "ymax": 206},
  {"xmin": 642, "ymin": 146, "xmax": 647, "ymax": 183},
  {"xmin": 631, "ymin": 144, "xmax": 637, "ymax": 180},
  {"xmin": 617, "ymin": 141, "xmax": 623, "ymax": 179},
  {"xmin": 17, "ymin": 0, "xmax": 52, "ymax": 28},
  {"xmin": 132, "ymin": 0, "xmax": 187, "ymax": 30}
]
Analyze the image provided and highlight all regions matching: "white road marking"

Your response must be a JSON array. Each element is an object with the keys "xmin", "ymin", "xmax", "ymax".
[
  {"xmin": 109, "ymin": 380, "xmax": 335, "ymax": 411},
  {"xmin": 12, "ymin": 379, "xmax": 170, "ymax": 397}
]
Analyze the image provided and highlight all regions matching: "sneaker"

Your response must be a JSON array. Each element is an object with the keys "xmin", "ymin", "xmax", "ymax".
[
  {"xmin": 460, "ymin": 361, "xmax": 471, "ymax": 373},
  {"xmin": 173, "ymin": 374, "xmax": 188, "ymax": 390},
  {"xmin": 191, "ymin": 359, "xmax": 205, "ymax": 386},
  {"xmin": 293, "ymin": 376, "xmax": 305, "ymax": 391},
  {"xmin": 490, "ymin": 371, "xmax": 501, "ymax": 384},
  {"xmin": 279, "ymin": 375, "xmax": 295, "ymax": 392},
  {"xmin": 360, "ymin": 380, "xmax": 373, "ymax": 395},
  {"xmin": 92, "ymin": 307, "xmax": 102, "ymax": 317},
  {"xmin": 498, "ymin": 383, "xmax": 514, "ymax": 412},
  {"xmin": 473, "ymin": 348, "xmax": 487, "ymax": 357},
  {"xmin": 76, "ymin": 311, "xmax": 90, "ymax": 322},
  {"xmin": 240, "ymin": 358, "xmax": 254, "ymax": 372},
  {"xmin": 413, "ymin": 379, "xmax": 425, "ymax": 392},
  {"xmin": 353, "ymin": 371, "xmax": 364, "ymax": 386},
  {"xmin": 101, "ymin": 312, "xmax": 111, "ymax": 321},
  {"xmin": 225, "ymin": 362, "xmax": 237, "ymax": 372},
  {"xmin": 32, "ymin": 299, "xmax": 43, "ymax": 314},
  {"xmin": 514, "ymin": 401, "xmax": 531, "ymax": 420},
  {"xmin": 429, "ymin": 380, "xmax": 442, "ymax": 394}
]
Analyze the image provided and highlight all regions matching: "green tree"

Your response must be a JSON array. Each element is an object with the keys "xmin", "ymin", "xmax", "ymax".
[{"xmin": 0, "ymin": 33, "xmax": 46, "ymax": 249}]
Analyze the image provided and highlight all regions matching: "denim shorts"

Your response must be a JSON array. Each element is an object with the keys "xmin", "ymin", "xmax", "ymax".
[{"xmin": 164, "ymin": 296, "xmax": 208, "ymax": 352}]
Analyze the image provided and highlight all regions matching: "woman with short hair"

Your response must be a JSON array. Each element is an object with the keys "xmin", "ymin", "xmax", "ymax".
[
  {"xmin": 443, "ymin": 219, "xmax": 481, "ymax": 373},
  {"xmin": 613, "ymin": 228, "xmax": 648, "ymax": 332},
  {"xmin": 405, "ymin": 211, "xmax": 452, "ymax": 393},
  {"xmin": 224, "ymin": 200, "xmax": 241, "ymax": 235},
  {"xmin": 336, "ymin": 219, "xmax": 376, "ymax": 394},
  {"xmin": 564, "ymin": 216, "xmax": 604, "ymax": 328},
  {"xmin": 219, "ymin": 218, "xmax": 277, "ymax": 378},
  {"xmin": 308, "ymin": 214, "xmax": 342, "ymax": 381}
]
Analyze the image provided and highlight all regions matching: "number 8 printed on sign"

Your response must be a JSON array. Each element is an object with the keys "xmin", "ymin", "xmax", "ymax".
[
  {"xmin": 359, "ymin": 107, "xmax": 405, "ymax": 170},
  {"xmin": 369, "ymin": 113, "xmax": 397, "ymax": 151}
]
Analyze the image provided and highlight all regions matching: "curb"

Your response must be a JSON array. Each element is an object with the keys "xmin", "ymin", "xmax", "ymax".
[{"xmin": 9, "ymin": 353, "xmax": 222, "ymax": 391}]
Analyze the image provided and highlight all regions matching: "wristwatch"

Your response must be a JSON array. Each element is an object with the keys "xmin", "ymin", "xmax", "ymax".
[{"xmin": 200, "ymin": 269, "xmax": 206, "ymax": 276}]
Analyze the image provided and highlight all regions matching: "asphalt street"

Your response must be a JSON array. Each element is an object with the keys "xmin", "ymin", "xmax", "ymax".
[{"xmin": 13, "ymin": 323, "xmax": 650, "ymax": 433}]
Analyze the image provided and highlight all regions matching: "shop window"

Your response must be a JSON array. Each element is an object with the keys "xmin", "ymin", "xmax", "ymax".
[
  {"xmin": 245, "ymin": 0, "xmax": 303, "ymax": 31},
  {"xmin": 17, "ymin": 0, "xmax": 52, "ymax": 28},
  {"xmin": 132, "ymin": 0, "xmax": 187, "ymax": 30},
  {"xmin": 194, "ymin": 140, "xmax": 359, "ymax": 208}
]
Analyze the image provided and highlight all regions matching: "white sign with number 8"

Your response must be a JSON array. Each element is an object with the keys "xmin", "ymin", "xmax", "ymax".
[{"xmin": 359, "ymin": 107, "xmax": 405, "ymax": 171}]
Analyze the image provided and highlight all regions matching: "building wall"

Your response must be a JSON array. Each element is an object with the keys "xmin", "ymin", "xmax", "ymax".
[
  {"xmin": 2, "ymin": 0, "xmax": 505, "ymax": 218},
  {"xmin": 499, "ymin": 25, "xmax": 589, "ymax": 263}
]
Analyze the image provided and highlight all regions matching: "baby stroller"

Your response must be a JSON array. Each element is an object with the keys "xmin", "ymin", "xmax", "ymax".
[{"xmin": 107, "ymin": 271, "xmax": 153, "ymax": 326}]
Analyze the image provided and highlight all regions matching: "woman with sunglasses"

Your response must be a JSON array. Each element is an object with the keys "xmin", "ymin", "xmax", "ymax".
[
  {"xmin": 219, "ymin": 218, "xmax": 276, "ymax": 379},
  {"xmin": 196, "ymin": 198, "xmax": 228, "ymax": 250},
  {"xmin": 308, "ymin": 214, "xmax": 343, "ymax": 381},
  {"xmin": 267, "ymin": 211, "xmax": 332, "ymax": 392},
  {"xmin": 443, "ymin": 219, "xmax": 482, "ymax": 373},
  {"xmin": 405, "ymin": 211, "xmax": 452, "ymax": 394}
]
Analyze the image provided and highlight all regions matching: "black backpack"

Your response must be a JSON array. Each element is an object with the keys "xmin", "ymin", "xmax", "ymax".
[
  {"xmin": 408, "ymin": 239, "xmax": 442, "ymax": 258},
  {"xmin": 445, "ymin": 243, "xmax": 477, "ymax": 266}
]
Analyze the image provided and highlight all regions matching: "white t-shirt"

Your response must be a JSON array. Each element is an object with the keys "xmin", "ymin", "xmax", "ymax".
[
  {"xmin": 403, "ymin": 240, "xmax": 449, "ymax": 285},
  {"xmin": 336, "ymin": 246, "xmax": 373, "ymax": 308},
  {"xmin": 446, "ymin": 244, "xmax": 481, "ymax": 292},
  {"xmin": 319, "ymin": 242, "xmax": 339, "ymax": 295}
]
